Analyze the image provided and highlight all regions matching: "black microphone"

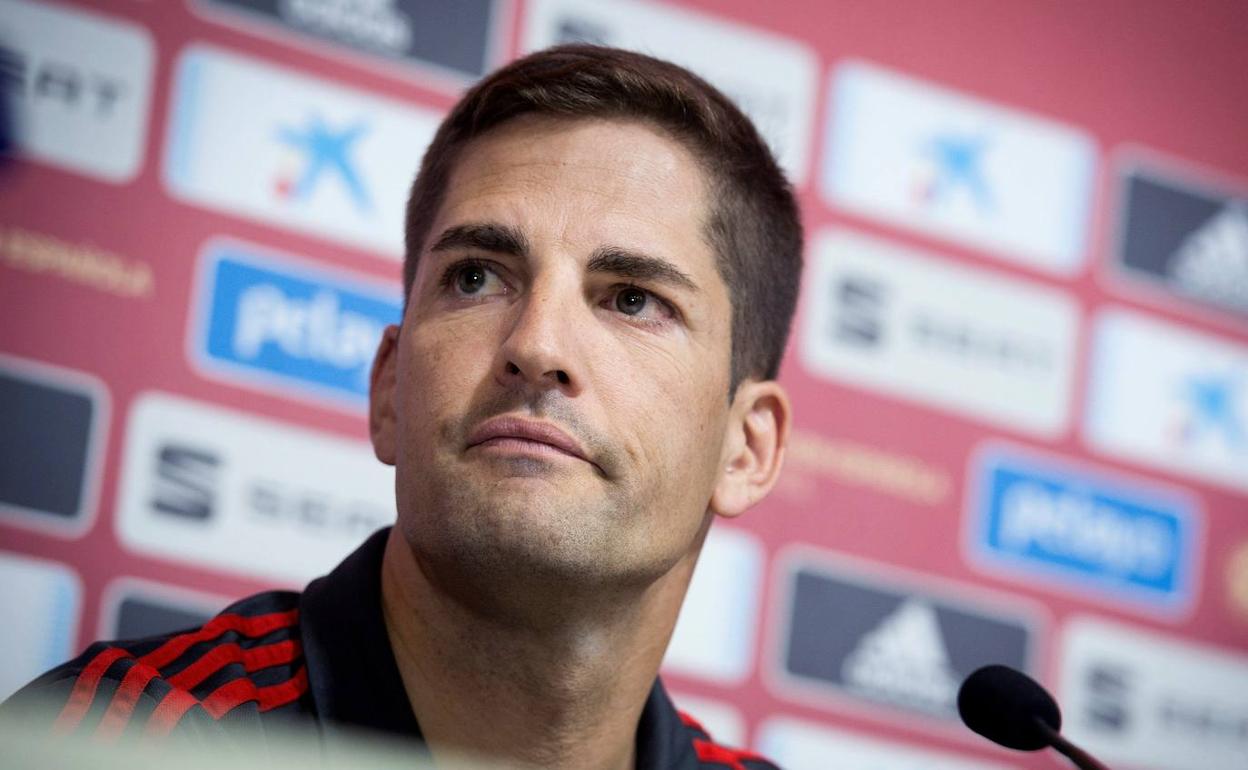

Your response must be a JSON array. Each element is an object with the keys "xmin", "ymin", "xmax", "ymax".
[{"xmin": 957, "ymin": 664, "xmax": 1112, "ymax": 770}]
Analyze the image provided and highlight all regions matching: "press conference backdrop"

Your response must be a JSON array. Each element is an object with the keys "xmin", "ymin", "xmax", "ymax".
[{"xmin": 1, "ymin": 1, "xmax": 1245, "ymax": 768}]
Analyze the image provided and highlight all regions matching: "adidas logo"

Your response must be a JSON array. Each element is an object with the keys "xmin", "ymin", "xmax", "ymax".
[
  {"xmin": 840, "ymin": 598, "xmax": 960, "ymax": 715},
  {"xmin": 1169, "ymin": 203, "xmax": 1248, "ymax": 311}
]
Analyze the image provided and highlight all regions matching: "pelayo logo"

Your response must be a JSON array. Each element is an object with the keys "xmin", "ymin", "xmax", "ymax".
[
  {"xmin": 189, "ymin": 239, "xmax": 402, "ymax": 412},
  {"xmin": 966, "ymin": 443, "xmax": 1202, "ymax": 618}
]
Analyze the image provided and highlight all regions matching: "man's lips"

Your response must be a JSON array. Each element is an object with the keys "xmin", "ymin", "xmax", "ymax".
[{"xmin": 466, "ymin": 416, "xmax": 593, "ymax": 466}]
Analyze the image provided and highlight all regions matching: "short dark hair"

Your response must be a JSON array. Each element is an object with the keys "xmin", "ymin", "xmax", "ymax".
[{"xmin": 404, "ymin": 44, "xmax": 803, "ymax": 388}]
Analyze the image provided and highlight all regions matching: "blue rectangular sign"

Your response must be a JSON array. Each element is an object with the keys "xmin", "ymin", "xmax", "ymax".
[
  {"xmin": 192, "ymin": 242, "xmax": 402, "ymax": 409},
  {"xmin": 969, "ymin": 446, "xmax": 1200, "ymax": 615}
]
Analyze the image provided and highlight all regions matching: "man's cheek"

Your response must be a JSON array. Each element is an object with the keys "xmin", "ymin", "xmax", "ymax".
[
  {"xmin": 397, "ymin": 343, "xmax": 465, "ymax": 443},
  {"xmin": 409, "ymin": 327, "xmax": 488, "ymax": 382}
]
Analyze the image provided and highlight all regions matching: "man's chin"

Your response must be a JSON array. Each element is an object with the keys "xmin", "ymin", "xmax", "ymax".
[{"xmin": 413, "ymin": 514, "xmax": 643, "ymax": 617}]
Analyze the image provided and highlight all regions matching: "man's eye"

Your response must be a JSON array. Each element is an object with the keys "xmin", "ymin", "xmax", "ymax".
[
  {"xmin": 609, "ymin": 286, "xmax": 674, "ymax": 324},
  {"xmin": 457, "ymin": 264, "xmax": 487, "ymax": 294},
  {"xmin": 615, "ymin": 286, "xmax": 648, "ymax": 316},
  {"xmin": 443, "ymin": 261, "xmax": 506, "ymax": 297}
]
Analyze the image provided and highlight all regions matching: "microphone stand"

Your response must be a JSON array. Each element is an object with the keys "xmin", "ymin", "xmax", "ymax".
[{"xmin": 1033, "ymin": 718, "xmax": 1112, "ymax": 770}]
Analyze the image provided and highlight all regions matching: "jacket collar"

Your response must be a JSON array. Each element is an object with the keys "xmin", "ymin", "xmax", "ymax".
[{"xmin": 300, "ymin": 527, "xmax": 422, "ymax": 741}]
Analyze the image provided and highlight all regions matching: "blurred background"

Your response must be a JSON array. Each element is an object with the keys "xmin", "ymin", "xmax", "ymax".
[{"xmin": 1, "ymin": 1, "xmax": 1246, "ymax": 768}]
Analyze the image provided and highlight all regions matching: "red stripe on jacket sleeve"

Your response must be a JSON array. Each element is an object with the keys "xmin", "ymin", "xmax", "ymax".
[
  {"xmin": 52, "ymin": 647, "xmax": 131, "ymax": 735},
  {"xmin": 200, "ymin": 678, "xmax": 257, "ymax": 720},
  {"xmin": 167, "ymin": 639, "xmax": 302, "ymax": 691},
  {"xmin": 92, "ymin": 639, "xmax": 302, "ymax": 740},
  {"xmin": 138, "ymin": 609, "xmax": 299, "ymax": 670},
  {"xmin": 52, "ymin": 608, "xmax": 300, "ymax": 739},
  {"xmin": 142, "ymin": 689, "xmax": 200, "ymax": 738},
  {"xmin": 199, "ymin": 663, "xmax": 309, "ymax": 719},
  {"xmin": 258, "ymin": 665, "xmax": 308, "ymax": 712},
  {"xmin": 93, "ymin": 661, "xmax": 162, "ymax": 741}
]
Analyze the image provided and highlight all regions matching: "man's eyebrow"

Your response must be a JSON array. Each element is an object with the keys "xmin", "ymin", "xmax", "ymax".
[
  {"xmin": 429, "ymin": 222, "xmax": 531, "ymax": 258},
  {"xmin": 587, "ymin": 246, "xmax": 698, "ymax": 292}
]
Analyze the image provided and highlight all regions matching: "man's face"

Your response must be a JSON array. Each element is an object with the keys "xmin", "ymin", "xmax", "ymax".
[{"xmin": 375, "ymin": 116, "xmax": 737, "ymax": 593}]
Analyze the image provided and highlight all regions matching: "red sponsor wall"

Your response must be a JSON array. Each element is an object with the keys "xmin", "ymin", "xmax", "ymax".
[{"xmin": 1, "ymin": 1, "xmax": 1246, "ymax": 768}]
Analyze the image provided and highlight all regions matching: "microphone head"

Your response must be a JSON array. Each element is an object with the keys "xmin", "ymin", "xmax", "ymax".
[{"xmin": 957, "ymin": 664, "xmax": 1061, "ymax": 752}]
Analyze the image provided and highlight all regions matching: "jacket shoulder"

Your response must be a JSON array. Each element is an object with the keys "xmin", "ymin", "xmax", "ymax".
[{"xmin": 0, "ymin": 589, "xmax": 307, "ymax": 741}]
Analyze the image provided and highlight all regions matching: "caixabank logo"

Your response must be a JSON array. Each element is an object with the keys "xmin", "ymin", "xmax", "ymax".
[
  {"xmin": 115, "ymin": 391, "xmax": 396, "ymax": 583},
  {"xmin": 164, "ymin": 44, "xmax": 440, "ymax": 258},
  {"xmin": 1110, "ymin": 152, "xmax": 1248, "ymax": 319},
  {"xmin": 768, "ymin": 547, "xmax": 1044, "ymax": 734},
  {"xmin": 823, "ymin": 60, "xmax": 1097, "ymax": 275},
  {"xmin": 1085, "ymin": 307, "xmax": 1248, "ymax": 495},
  {"xmin": 188, "ymin": 239, "xmax": 402, "ymax": 412},
  {"xmin": 965, "ymin": 443, "xmax": 1202, "ymax": 619}
]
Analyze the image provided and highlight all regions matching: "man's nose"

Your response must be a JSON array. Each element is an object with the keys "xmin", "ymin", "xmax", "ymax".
[{"xmin": 497, "ymin": 287, "xmax": 582, "ymax": 395}]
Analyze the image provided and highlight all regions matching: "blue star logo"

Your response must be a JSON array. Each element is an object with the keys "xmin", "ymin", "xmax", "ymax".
[
  {"xmin": 921, "ymin": 133, "xmax": 993, "ymax": 212},
  {"xmin": 1180, "ymin": 372, "xmax": 1245, "ymax": 449},
  {"xmin": 275, "ymin": 113, "xmax": 372, "ymax": 213}
]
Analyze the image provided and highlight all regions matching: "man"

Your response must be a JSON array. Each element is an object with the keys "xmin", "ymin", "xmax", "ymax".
[{"xmin": 3, "ymin": 44, "xmax": 803, "ymax": 770}]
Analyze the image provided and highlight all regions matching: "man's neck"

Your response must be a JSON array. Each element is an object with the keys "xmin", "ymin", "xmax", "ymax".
[{"xmin": 379, "ymin": 529, "xmax": 701, "ymax": 770}]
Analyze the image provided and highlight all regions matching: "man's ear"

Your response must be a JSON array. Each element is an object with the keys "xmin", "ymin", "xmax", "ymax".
[
  {"xmin": 709, "ymin": 379, "xmax": 792, "ymax": 518},
  {"xmin": 369, "ymin": 324, "xmax": 400, "ymax": 466}
]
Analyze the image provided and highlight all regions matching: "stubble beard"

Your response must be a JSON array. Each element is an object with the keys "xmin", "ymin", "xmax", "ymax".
[
  {"xmin": 392, "ymin": 376, "xmax": 719, "ymax": 628},
  {"xmin": 397, "ymin": 460, "xmax": 682, "ymax": 627}
]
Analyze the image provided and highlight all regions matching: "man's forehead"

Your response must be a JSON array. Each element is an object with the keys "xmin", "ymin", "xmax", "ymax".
[
  {"xmin": 457, "ymin": 114, "xmax": 699, "ymax": 176},
  {"xmin": 426, "ymin": 115, "xmax": 719, "ymax": 272},
  {"xmin": 447, "ymin": 117, "xmax": 705, "ymax": 210}
]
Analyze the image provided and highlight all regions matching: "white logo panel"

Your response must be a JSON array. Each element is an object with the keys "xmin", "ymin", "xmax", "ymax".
[
  {"xmin": 662, "ymin": 526, "xmax": 764, "ymax": 684},
  {"xmin": 0, "ymin": 552, "xmax": 81, "ymax": 702},
  {"xmin": 1059, "ymin": 616, "xmax": 1248, "ymax": 770},
  {"xmin": 164, "ymin": 45, "xmax": 441, "ymax": 258},
  {"xmin": 1085, "ymin": 308, "xmax": 1248, "ymax": 493},
  {"xmin": 824, "ymin": 61, "xmax": 1097, "ymax": 274},
  {"xmin": 757, "ymin": 717, "xmax": 1019, "ymax": 770},
  {"xmin": 0, "ymin": 0, "xmax": 155, "ymax": 182},
  {"xmin": 801, "ymin": 229, "xmax": 1080, "ymax": 436},
  {"xmin": 522, "ymin": 0, "xmax": 817, "ymax": 185},
  {"xmin": 115, "ymin": 391, "xmax": 396, "ymax": 583}
]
